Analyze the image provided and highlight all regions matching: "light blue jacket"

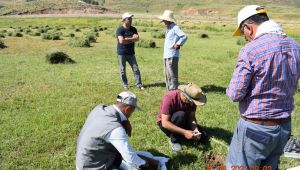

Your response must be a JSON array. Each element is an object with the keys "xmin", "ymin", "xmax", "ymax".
[{"xmin": 163, "ymin": 23, "xmax": 188, "ymax": 58}]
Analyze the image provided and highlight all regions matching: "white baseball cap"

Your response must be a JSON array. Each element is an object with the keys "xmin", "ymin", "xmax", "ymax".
[
  {"xmin": 122, "ymin": 12, "xmax": 134, "ymax": 21},
  {"xmin": 116, "ymin": 91, "xmax": 141, "ymax": 110},
  {"xmin": 233, "ymin": 5, "xmax": 267, "ymax": 36}
]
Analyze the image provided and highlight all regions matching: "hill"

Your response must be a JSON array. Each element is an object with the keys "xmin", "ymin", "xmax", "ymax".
[{"xmin": 0, "ymin": 0, "xmax": 299, "ymax": 19}]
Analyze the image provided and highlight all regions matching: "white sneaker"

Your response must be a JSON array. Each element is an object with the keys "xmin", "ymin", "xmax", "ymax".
[{"xmin": 169, "ymin": 140, "xmax": 181, "ymax": 153}]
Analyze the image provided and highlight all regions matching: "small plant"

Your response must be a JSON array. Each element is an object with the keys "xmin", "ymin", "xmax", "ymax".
[
  {"xmin": 7, "ymin": 32, "xmax": 13, "ymax": 36},
  {"xmin": 42, "ymin": 32, "xmax": 62, "ymax": 40},
  {"xmin": 13, "ymin": 32, "xmax": 23, "ymax": 37},
  {"xmin": 75, "ymin": 28, "xmax": 81, "ymax": 32},
  {"xmin": 69, "ymin": 33, "xmax": 75, "ymax": 37},
  {"xmin": 199, "ymin": 33, "xmax": 209, "ymax": 39},
  {"xmin": 137, "ymin": 39, "xmax": 156, "ymax": 48},
  {"xmin": 0, "ymin": 30, "xmax": 7, "ymax": 33},
  {"xmin": 29, "ymin": 32, "xmax": 41, "ymax": 36},
  {"xmin": 84, "ymin": 32, "xmax": 97, "ymax": 43},
  {"xmin": 46, "ymin": 50, "xmax": 75, "ymax": 64},
  {"xmin": 68, "ymin": 37, "xmax": 90, "ymax": 47},
  {"xmin": 0, "ymin": 33, "xmax": 5, "ymax": 38},
  {"xmin": 0, "ymin": 39, "xmax": 6, "ymax": 48}
]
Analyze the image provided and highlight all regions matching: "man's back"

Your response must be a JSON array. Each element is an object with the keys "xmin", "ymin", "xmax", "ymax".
[{"xmin": 227, "ymin": 34, "xmax": 300, "ymax": 119}]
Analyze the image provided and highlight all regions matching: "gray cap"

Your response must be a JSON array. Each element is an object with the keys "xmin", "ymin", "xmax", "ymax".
[{"xmin": 116, "ymin": 91, "xmax": 142, "ymax": 110}]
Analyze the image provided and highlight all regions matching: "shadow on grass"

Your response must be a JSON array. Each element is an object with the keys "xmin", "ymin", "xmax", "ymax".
[
  {"xmin": 144, "ymin": 82, "xmax": 166, "ymax": 88},
  {"xmin": 201, "ymin": 85, "xmax": 227, "ymax": 94},
  {"xmin": 203, "ymin": 126, "xmax": 232, "ymax": 145},
  {"xmin": 168, "ymin": 153, "xmax": 198, "ymax": 170},
  {"xmin": 144, "ymin": 149, "xmax": 197, "ymax": 170}
]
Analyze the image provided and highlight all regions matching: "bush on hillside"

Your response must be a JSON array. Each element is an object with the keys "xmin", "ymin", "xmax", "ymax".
[
  {"xmin": 84, "ymin": 32, "xmax": 97, "ymax": 43},
  {"xmin": 68, "ymin": 37, "xmax": 91, "ymax": 47},
  {"xmin": 0, "ymin": 33, "xmax": 5, "ymax": 38},
  {"xmin": 13, "ymin": 32, "xmax": 23, "ymax": 37},
  {"xmin": 29, "ymin": 32, "xmax": 41, "ymax": 36},
  {"xmin": 0, "ymin": 39, "xmax": 7, "ymax": 49},
  {"xmin": 137, "ymin": 39, "xmax": 156, "ymax": 48},
  {"xmin": 42, "ymin": 32, "xmax": 62, "ymax": 40},
  {"xmin": 46, "ymin": 50, "xmax": 75, "ymax": 64},
  {"xmin": 199, "ymin": 33, "xmax": 209, "ymax": 39}
]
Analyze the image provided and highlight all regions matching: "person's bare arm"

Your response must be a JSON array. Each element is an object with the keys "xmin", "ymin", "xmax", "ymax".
[
  {"xmin": 161, "ymin": 114, "xmax": 194, "ymax": 139},
  {"xmin": 118, "ymin": 34, "xmax": 139, "ymax": 44}
]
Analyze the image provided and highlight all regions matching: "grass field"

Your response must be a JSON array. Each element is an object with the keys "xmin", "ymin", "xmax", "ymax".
[{"xmin": 0, "ymin": 15, "xmax": 300, "ymax": 169}]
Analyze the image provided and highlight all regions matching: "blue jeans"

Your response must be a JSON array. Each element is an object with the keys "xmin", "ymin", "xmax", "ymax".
[
  {"xmin": 226, "ymin": 118, "xmax": 291, "ymax": 170},
  {"xmin": 117, "ymin": 54, "xmax": 142, "ymax": 86}
]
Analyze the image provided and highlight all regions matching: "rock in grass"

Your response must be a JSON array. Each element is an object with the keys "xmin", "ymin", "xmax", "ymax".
[
  {"xmin": 46, "ymin": 50, "xmax": 75, "ymax": 64},
  {"xmin": 0, "ymin": 39, "xmax": 6, "ymax": 49},
  {"xmin": 68, "ymin": 37, "xmax": 90, "ymax": 47},
  {"xmin": 137, "ymin": 39, "xmax": 156, "ymax": 48}
]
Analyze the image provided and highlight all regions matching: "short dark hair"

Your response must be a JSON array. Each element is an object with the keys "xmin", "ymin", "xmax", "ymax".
[{"xmin": 240, "ymin": 13, "xmax": 269, "ymax": 29}]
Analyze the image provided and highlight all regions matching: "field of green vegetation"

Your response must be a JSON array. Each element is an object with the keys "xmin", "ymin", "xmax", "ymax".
[{"xmin": 0, "ymin": 15, "xmax": 300, "ymax": 169}]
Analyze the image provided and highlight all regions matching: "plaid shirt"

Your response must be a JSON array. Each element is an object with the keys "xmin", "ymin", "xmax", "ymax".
[{"xmin": 227, "ymin": 34, "xmax": 300, "ymax": 119}]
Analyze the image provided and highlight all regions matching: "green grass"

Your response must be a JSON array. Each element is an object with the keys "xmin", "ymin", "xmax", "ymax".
[{"xmin": 0, "ymin": 17, "xmax": 300, "ymax": 169}]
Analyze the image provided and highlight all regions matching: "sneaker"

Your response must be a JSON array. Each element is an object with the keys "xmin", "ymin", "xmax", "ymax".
[
  {"xmin": 168, "ymin": 140, "xmax": 181, "ymax": 153},
  {"xmin": 123, "ymin": 85, "xmax": 129, "ymax": 90},
  {"xmin": 137, "ymin": 85, "xmax": 145, "ymax": 90}
]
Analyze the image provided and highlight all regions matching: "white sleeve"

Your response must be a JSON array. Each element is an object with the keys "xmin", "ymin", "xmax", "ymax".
[{"xmin": 104, "ymin": 127, "xmax": 146, "ymax": 168}]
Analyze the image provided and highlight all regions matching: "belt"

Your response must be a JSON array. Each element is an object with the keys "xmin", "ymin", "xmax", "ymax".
[{"xmin": 241, "ymin": 116, "xmax": 291, "ymax": 126}]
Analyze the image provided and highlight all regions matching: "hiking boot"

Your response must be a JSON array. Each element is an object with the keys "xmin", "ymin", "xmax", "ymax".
[
  {"xmin": 137, "ymin": 85, "xmax": 145, "ymax": 90},
  {"xmin": 169, "ymin": 140, "xmax": 181, "ymax": 153}
]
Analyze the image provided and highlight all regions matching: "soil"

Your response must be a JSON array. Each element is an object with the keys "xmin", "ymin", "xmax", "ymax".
[
  {"xmin": 204, "ymin": 152, "xmax": 225, "ymax": 169},
  {"xmin": 2, "ymin": 6, "xmax": 116, "ymax": 15},
  {"xmin": 179, "ymin": 8, "xmax": 220, "ymax": 15}
]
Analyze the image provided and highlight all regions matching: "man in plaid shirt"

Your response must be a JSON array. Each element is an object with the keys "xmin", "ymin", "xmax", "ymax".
[{"xmin": 226, "ymin": 5, "xmax": 300, "ymax": 169}]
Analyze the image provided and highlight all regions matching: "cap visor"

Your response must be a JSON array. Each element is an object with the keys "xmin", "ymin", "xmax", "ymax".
[
  {"xmin": 233, "ymin": 27, "xmax": 241, "ymax": 36},
  {"xmin": 135, "ymin": 105, "xmax": 142, "ymax": 111}
]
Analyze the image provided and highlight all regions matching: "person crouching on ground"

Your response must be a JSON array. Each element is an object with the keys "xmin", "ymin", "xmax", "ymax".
[
  {"xmin": 76, "ymin": 91, "xmax": 159, "ymax": 169},
  {"xmin": 156, "ymin": 83, "xmax": 207, "ymax": 152}
]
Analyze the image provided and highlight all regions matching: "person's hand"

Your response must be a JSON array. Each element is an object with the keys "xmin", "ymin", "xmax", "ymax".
[
  {"xmin": 192, "ymin": 129, "xmax": 202, "ymax": 141},
  {"xmin": 173, "ymin": 44, "xmax": 180, "ymax": 50},
  {"xmin": 184, "ymin": 130, "xmax": 194, "ymax": 140},
  {"xmin": 121, "ymin": 120, "xmax": 132, "ymax": 137}
]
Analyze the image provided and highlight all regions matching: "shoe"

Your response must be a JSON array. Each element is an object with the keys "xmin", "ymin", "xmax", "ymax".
[
  {"xmin": 137, "ymin": 85, "xmax": 145, "ymax": 90},
  {"xmin": 123, "ymin": 85, "xmax": 129, "ymax": 90},
  {"xmin": 169, "ymin": 140, "xmax": 181, "ymax": 153}
]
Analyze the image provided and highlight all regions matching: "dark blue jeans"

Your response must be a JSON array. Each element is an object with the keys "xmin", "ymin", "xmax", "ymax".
[{"xmin": 117, "ymin": 54, "xmax": 142, "ymax": 87}]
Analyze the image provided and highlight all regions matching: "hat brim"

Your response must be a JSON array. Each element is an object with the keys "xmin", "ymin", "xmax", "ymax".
[
  {"xmin": 122, "ymin": 14, "xmax": 134, "ymax": 21},
  {"xmin": 135, "ymin": 105, "xmax": 142, "ymax": 111},
  {"xmin": 178, "ymin": 85, "xmax": 207, "ymax": 106},
  {"xmin": 158, "ymin": 16, "xmax": 176, "ymax": 23},
  {"xmin": 233, "ymin": 27, "xmax": 242, "ymax": 36}
]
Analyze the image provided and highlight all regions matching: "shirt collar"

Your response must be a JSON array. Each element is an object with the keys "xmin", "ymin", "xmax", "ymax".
[
  {"xmin": 113, "ymin": 105, "xmax": 128, "ymax": 121},
  {"xmin": 167, "ymin": 23, "xmax": 175, "ymax": 29}
]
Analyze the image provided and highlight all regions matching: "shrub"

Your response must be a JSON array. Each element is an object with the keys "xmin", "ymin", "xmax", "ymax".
[
  {"xmin": 42, "ymin": 32, "xmax": 62, "ymax": 40},
  {"xmin": 84, "ymin": 32, "xmax": 97, "ymax": 43},
  {"xmin": 0, "ymin": 30, "xmax": 7, "ymax": 33},
  {"xmin": 69, "ymin": 33, "xmax": 75, "ymax": 37},
  {"xmin": 29, "ymin": 32, "xmax": 41, "ymax": 36},
  {"xmin": 236, "ymin": 38, "xmax": 247, "ymax": 46},
  {"xmin": 13, "ymin": 32, "xmax": 23, "ymax": 37},
  {"xmin": 75, "ymin": 28, "xmax": 81, "ymax": 32},
  {"xmin": 0, "ymin": 39, "xmax": 6, "ymax": 48},
  {"xmin": 137, "ymin": 39, "xmax": 156, "ymax": 48},
  {"xmin": 151, "ymin": 32, "xmax": 165, "ymax": 39},
  {"xmin": 7, "ymin": 32, "xmax": 13, "ymax": 36},
  {"xmin": 0, "ymin": 33, "xmax": 5, "ymax": 38},
  {"xmin": 46, "ymin": 50, "xmax": 75, "ymax": 64},
  {"xmin": 68, "ymin": 37, "xmax": 90, "ymax": 47},
  {"xmin": 25, "ymin": 29, "xmax": 32, "ymax": 34},
  {"xmin": 199, "ymin": 33, "xmax": 209, "ymax": 39}
]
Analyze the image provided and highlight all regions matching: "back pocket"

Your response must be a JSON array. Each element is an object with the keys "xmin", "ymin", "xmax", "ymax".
[{"xmin": 246, "ymin": 128, "xmax": 271, "ymax": 144}]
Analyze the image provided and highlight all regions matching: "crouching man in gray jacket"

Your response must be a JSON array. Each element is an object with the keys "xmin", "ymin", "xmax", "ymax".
[{"xmin": 76, "ymin": 91, "xmax": 159, "ymax": 170}]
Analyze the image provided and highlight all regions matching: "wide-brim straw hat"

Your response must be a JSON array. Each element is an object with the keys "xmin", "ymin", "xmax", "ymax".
[
  {"xmin": 178, "ymin": 83, "xmax": 207, "ymax": 106},
  {"xmin": 158, "ymin": 10, "xmax": 176, "ymax": 23}
]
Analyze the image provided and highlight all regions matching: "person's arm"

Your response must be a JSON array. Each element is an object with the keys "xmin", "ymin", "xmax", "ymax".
[
  {"xmin": 226, "ymin": 48, "xmax": 253, "ymax": 102},
  {"xmin": 161, "ymin": 114, "xmax": 194, "ymax": 140},
  {"xmin": 105, "ymin": 127, "xmax": 145, "ymax": 169},
  {"xmin": 188, "ymin": 112, "xmax": 197, "ymax": 131},
  {"xmin": 173, "ymin": 26, "xmax": 188, "ymax": 49},
  {"xmin": 118, "ymin": 35, "xmax": 138, "ymax": 44}
]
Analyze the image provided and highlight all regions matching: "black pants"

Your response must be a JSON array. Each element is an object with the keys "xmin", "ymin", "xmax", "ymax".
[{"xmin": 158, "ymin": 111, "xmax": 207, "ymax": 143}]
